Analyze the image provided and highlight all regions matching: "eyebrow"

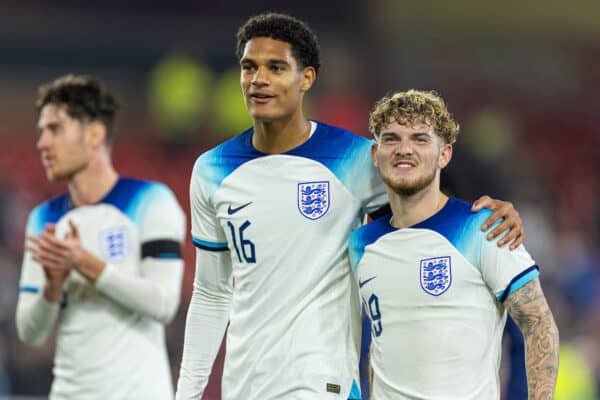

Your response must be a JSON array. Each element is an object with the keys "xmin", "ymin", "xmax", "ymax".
[
  {"xmin": 378, "ymin": 131, "xmax": 431, "ymax": 139},
  {"xmin": 241, "ymin": 57, "xmax": 290, "ymax": 66},
  {"xmin": 268, "ymin": 59, "xmax": 289, "ymax": 66},
  {"xmin": 37, "ymin": 121, "xmax": 59, "ymax": 133}
]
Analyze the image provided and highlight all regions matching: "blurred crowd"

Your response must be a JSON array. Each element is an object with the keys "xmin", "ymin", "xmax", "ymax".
[{"xmin": 1, "ymin": 2, "xmax": 599, "ymax": 399}]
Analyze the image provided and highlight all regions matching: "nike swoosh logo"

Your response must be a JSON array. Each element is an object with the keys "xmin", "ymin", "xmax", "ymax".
[
  {"xmin": 227, "ymin": 202, "xmax": 252, "ymax": 215},
  {"xmin": 359, "ymin": 276, "xmax": 377, "ymax": 288}
]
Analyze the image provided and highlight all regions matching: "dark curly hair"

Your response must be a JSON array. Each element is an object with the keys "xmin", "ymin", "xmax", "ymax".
[
  {"xmin": 36, "ymin": 74, "xmax": 119, "ymax": 144},
  {"xmin": 236, "ymin": 12, "xmax": 320, "ymax": 74}
]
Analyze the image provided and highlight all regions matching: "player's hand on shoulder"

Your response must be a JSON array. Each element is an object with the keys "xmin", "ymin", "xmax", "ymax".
[{"xmin": 472, "ymin": 195, "xmax": 524, "ymax": 250}]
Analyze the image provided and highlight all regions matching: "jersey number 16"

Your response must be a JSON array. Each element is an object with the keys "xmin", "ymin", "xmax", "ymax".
[{"xmin": 227, "ymin": 220, "xmax": 256, "ymax": 264}]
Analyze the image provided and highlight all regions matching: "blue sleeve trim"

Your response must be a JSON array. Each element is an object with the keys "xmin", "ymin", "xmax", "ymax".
[
  {"xmin": 348, "ymin": 379, "xmax": 362, "ymax": 399},
  {"xmin": 192, "ymin": 237, "xmax": 229, "ymax": 252},
  {"xmin": 155, "ymin": 253, "xmax": 181, "ymax": 259},
  {"xmin": 19, "ymin": 285, "xmax": 40, "ymax": 293},
  {"xmin": 498, "ymin": 265, "xmax": 540, "ymax": 303}
]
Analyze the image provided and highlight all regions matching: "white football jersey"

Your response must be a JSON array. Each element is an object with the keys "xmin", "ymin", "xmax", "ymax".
[
  {"xmin": 349, "ymin": 197, "xmax": 539, "ymax": 400},
  {"xmin": 17, "ymin": 177, "xmax": 185, "ymax": 400},
  {"xmin": 190, "ymin": 121, "xmax": 387, "ymax": 400}
]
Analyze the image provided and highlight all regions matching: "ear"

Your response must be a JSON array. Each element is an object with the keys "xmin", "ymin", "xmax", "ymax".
[
  {"xmin": 85, "ymin": 121, "xmax": 107, "ymax": 148},
  {"xmin": 300, "ymin": 66, "xmax": 316, "ymax": 92},
  {"xmin": 371, "ymin": 142, "xmax": 379, "ymax": 168},
  {"xmin": 439, "ymin": 143, "xmax": 453, "ymax": 169}
]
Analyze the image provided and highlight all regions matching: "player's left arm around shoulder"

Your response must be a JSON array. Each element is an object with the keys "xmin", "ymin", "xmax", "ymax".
[{"xmin": 504, "ymin": 277, "xmax": 559, "ymax": 400}]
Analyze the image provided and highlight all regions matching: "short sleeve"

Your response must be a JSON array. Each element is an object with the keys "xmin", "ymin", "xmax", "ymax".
[
  {"xmin": 361, "ymin": 159, "xmax": 388, "ymax": 215},
  {"xmin": 337, "ymin": 137, "xmax": 388, "ymax": 215},
  {"xmin": 351, "ymin": 139, "xmax": 388, "ymax": 214},
  {"xmin": 190, "ymin": 157, "xmax": 227, "ymax": 249},
  {"xmin": 481, "ymin": 239, "xmax": 539, "ymax": 302},
  {"xmin": 348, "ymin": 230, "xmax": 362, "ymax": 273}
]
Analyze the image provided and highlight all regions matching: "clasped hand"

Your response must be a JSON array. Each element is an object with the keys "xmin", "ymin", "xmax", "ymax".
[{"xmin": 26, "ymin": 220, "xmax": 83, "ymax": 278}]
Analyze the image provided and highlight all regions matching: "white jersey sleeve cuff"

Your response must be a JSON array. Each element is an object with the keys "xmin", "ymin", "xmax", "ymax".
[{"xmin": 15, "ymin": 290, "xmax": 60, "ymax": 347}]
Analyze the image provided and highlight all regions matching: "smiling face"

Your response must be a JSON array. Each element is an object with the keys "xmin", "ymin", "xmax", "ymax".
[
  {"xmin": 240, "ymin": 37, "xmax": 314, "ymax": 123},
  {"xmin": 36, "ymin": 103, "xmax": 92, "ymax": 182},
  {"xmin": 372, "ymin": 120, "xmax": 452, "ymax": 197}
]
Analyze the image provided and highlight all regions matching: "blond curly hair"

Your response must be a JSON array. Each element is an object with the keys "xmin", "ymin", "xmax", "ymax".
[{"xmin": 369, "ymin": 90, "xmax": 459, "ymax": 144}]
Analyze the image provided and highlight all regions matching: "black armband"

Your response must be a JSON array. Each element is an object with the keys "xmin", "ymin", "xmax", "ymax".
[{"xmin": 141, "ymin": 239, "xmax": 182, "ymax": 259}]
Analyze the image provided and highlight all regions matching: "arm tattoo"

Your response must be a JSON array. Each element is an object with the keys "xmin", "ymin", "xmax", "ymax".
[{"xmin": 505, "ymin": 278, "xmax": 559, "ymax": 400}]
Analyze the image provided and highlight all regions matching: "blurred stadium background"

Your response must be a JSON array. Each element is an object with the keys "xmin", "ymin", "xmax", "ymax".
[{"xmin": 0, "ymin": 1, "xmax": 598, "ymax": 399}]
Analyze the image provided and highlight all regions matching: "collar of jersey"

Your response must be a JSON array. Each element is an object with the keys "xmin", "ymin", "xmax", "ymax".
[
  {"xmin": 241, "ymin": 121, "xmax": 324, "ymax": 157},
  {"xmin": 390, "ymin": 196, "xmax": 460, "ymax": 230},
  {"xmin": 53, "ymin": 177, "xmax": 122, "ymax": 213}
]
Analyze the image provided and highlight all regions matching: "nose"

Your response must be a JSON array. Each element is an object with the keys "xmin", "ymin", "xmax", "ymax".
[
  {"xmin": 394, "ymin": 139, "xmax": 413, "ymax": 156},
  {"xmin": 37, "ymin": 130, "xmax": 51, "ymax": 151},
  {"xmin": 251, "ymin": 66, "xmax": 269, "ymax": 87}
]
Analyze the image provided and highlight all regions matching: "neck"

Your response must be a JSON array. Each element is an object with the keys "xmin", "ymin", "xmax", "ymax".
[
  {"xmin": 68, "ymin": 151, "xmax": 118, "ymax": 207},
  {"xmin": 388, "ymin": 181, "xmax": 448, "ymax": 229},
  {"xmin": 252, "ymin": 110, "xmax": 311, "ymax": 154}
]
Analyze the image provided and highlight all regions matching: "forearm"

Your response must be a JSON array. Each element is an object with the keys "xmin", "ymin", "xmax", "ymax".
[
  {"xmin": 176, "ymin": 284, "xmax": 231, "ymax": 399},
  {"xmin": 95, "ymin": 258, "xmax": 184, "ymax": 324},
  {"xmin": 522, "ymin": 314, "xmax": 560, "ymax": 399},
  {"xmin": 73, "ymin": 249, "xmax": 106, "ymax": 282},
  {"xmin": 43, "ymin": 280, "xmax": 64, "ymax": 303},
  {"xmin": 15, "ymin": 292, "xmax": 60, "ymax": 346},
  {"xmin": 505, "ymin": 278, "xmax": 559, "ymax": 399},
  {"xmin": 176, "ymin": 249, "xmax": 232, "ymax": 400}
]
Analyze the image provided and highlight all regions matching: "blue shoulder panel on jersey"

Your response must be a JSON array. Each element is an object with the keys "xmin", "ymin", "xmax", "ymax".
[
  {"xmin": 415, "ymin": 197, "xmax": 540, "ymax": 299},
  {"xmin": 101, "ymin": 177, "xmax": 172, "ymax": 227},
  {"xmin": 348, "ymin": 213, "xmax": 395, "ymax": 271},
  {"xmin": 28, "ymin": 178, "xmax": 170, "ymax": 235},
  {"xmin": 412, "ymin": 197, "xmax": 490, "ymax": 269},
  {"xmin": 101, "ymin": 177, "xmax": 148, "ymax": 212},
  {"xmin": 27, "ymin": 193, "xmax": 72, "ymax": 236},
  {"xmin": 287, "ymin": 122, "xmax": 374, "ymax": 197},
  {"xmin": 193, "ymin": 128, "xmax": 263, "ymax": 199},
  {"xmin": 194, "ymin": 123, "xmax": 374, "ymax": 200}
]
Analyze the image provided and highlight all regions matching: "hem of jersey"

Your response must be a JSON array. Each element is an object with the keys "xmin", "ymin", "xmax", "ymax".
[
  {"xmin": 192, "ymin": 237, "xmax": 229, "ymax": 251},
  {"xmin": 498, "ymin": 265, "xmax": 540, "ymax": 303}
]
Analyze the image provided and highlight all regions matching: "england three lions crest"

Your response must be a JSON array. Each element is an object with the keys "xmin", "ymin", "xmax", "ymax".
[
  {"xmin": 420, "ymin": 256, "xmax": 452, "ymax": 296},
  {"xmin": 99, "ymin": 226, "xmax": 130, "ymax": 263},
  {"xmin": 298, "ymin": 181, "xmax": 330, "ymax": 220}
]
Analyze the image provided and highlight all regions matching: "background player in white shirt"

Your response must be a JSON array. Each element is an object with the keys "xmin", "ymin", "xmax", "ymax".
[
  {"xmin": 176, "ymin": 13, "xmax": 526, "ymax": 400},
  {"xmin": 350, "ymin": 90, "xmax": 559, "ymax": 399},
  {"xmin": 16, "ymin": 75, "xmax": 186, "ymax": 400}
]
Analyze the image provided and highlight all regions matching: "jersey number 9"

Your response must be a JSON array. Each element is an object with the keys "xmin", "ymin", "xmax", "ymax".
[{"xmin": 368, "ymin": 294, "xmax": 383, "ymax": 337}]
